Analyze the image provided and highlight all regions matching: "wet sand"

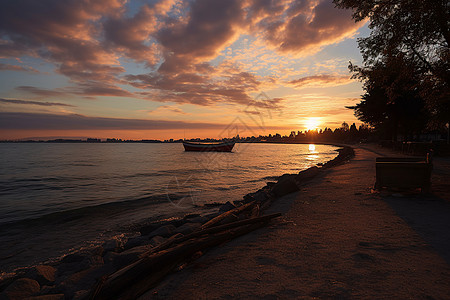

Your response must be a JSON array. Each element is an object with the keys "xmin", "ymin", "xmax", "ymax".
[{"xmin": 146, "ymin": 145, "xmax": 450, "ymax": 299}]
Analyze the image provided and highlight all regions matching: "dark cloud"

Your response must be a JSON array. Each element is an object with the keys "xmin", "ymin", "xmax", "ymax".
[
  {"xmin": 0, "ymin": 0, "xmax": 125, "ymax": 86},
  {"xmin": 288, "ymin": 74, "xmax": 353, "ymax": 88},
  {"xmin": 17, "ymin": 83, "xmax": 134, "ymax": 98},
  {"xmin": 0, "ymin": 112, "xmax": 227, "ymax": 130},
  {"xmin": 248, "ymin": 0, "xmax": 286, "ymax": 17},
  {"xmin": 157, "ymin": 0, "xmax": 244, "ymax": 59},
  {"xmin": 16, "ymin": 86, "xmax": 66, "ymax": 97},
  {"xmin": 0, "ymin": 0, "xmax": 361, "ymax": 107},
  {"xmin": 102, "ymin": 3, "xmax": 163, "ymax": 65},
  {"xmin": 0, "ymin": 98, "xmax": 74, "ymax": 107},
  {"xmin": 251, "ymin": 0, "xmax": 361, "ymax": 53},
  {"xmin": 69, "ymin": 82, "xmax": 135, "ymax": 97},
  {"xmin": 127, "ymin": 69, "xmax": 263, "ymax": 106}
]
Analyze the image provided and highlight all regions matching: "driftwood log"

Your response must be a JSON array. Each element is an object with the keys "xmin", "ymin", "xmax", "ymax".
[
  {"xmin": 148, "ymin": 213, "xmax": 281, "ymax": 254},
  {"xmin": 201, "ymin": 201, "xmax": 257, "ymax": 229},
  {"xmin": 91, "ymin": 213, "xmax": 281, "ymax": 300}
]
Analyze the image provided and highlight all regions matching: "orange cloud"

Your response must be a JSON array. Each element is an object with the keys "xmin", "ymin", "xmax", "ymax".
[
  {"xmin": 0, "ymin": 63, "xmax": 38, "ymax": 73},
  {"xmin": 0, "ymin": 0, "xmax": 362, "ymax": 108},
  {"xmin": 148, "ymin": 105, "xmax": 189, "ymax": 115}
]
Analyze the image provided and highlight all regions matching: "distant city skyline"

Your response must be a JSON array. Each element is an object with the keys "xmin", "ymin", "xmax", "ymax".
[{"xmin": 0, "ymin": 0, "xmax": 368, "ymax": 140}]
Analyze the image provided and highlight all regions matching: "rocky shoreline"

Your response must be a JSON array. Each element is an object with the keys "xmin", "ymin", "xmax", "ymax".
[{"xmin": 0, "ymin": 146, "xmax": 354, "ymax": 300}]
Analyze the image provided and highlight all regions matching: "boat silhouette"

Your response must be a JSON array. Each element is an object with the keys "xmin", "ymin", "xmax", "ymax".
[{"xmin": 182, "ymin": 141, "xmax": 235, "ymax": 152}]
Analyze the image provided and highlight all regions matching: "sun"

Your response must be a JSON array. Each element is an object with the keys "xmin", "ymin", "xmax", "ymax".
[{"xmin": 304, "ymin": 117, "xmax": 321, "ymax": 131}]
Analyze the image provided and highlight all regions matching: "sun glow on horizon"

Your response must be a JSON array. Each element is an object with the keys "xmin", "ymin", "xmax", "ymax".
[
  {"xmin": 304, "ymin": 117, "xmax": 322, "ymax": 131},
  {"xmin": 0, "ymin": 0, "xmax": 367, "ymax": 140}
]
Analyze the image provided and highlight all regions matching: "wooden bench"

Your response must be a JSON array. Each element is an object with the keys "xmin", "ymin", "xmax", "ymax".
[{"xmin": 374, "ymin": 155, "xmax": 433, "ymax": 193}]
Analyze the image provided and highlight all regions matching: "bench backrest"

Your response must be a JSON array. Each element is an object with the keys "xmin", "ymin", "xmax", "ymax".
[{"xmin": 376, "ymin": 157, "xmax": 425, "ymax": 163}]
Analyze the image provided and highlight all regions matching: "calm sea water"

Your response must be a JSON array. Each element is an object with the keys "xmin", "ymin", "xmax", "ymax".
[{"xmin": 0, "ymin": 142, "xmax": 338, "ymax": 273}]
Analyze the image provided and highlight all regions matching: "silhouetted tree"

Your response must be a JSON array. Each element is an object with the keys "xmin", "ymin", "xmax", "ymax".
[
  {"xmin": 348, "ymin": 54, "xmax": 428, "ymax": 140},
  {"xmin": 349, "ymin": 123, "xmax": 358, "ymax": 140},
  {"xmin": 334, "ymin": 0, "xmax": 449, "ymax": 130},
  {"xmin": 341, "ymin": 121, "xmax": 349, "ymax": 131}
]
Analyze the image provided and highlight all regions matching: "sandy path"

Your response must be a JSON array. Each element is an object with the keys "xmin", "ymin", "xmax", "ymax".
[{"xmin": 145, "ymin": 146, "xmax": 450, "ymax": 299}]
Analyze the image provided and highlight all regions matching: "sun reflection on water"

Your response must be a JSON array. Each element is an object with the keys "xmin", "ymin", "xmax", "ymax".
[{"xmin": 307, "ymin": 144, "xmax": 319, "ymax": 162}]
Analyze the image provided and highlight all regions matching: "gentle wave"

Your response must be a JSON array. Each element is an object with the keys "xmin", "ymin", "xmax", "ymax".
[
  {"xmin": 0, "ymin": 142, "xmax": 339, "ymax": 272},
  {"xmin": 0, "ymin": 193, "xmax": 173, "ymax": 228}
]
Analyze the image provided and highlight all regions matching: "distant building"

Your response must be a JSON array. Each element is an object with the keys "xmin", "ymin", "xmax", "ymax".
[
  {"xmin": 87, "ymin": 138, "xmax": 101, "ymax": 143},
  {"xmin": 106, "ymin": 138, "xmax": 122, "ymax": 143}
]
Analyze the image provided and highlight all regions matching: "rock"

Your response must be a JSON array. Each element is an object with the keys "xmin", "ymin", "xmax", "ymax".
[
  {"xmin": 296, "ymin": 166, "xmax": 320, "ymax": 181},
  {"xmin": 57, "ymin": 264, "xmax": 114, "ymax": 299},
  {"xmin": 277, "ymin": 173, "xmax": 292, "ymax": 182},
  {"xmin": 28, "ymin": 294, "xmax": 65, "ymax": 300},
  {"xmin": 2, "ymin": 278, "xmax": 40, "ymax": 299},
  {"xmin": 322, "ymin": 147, "xmax": 354, "ymax": 169},
  {"xmin": 175, "ymin": 223, "xmax": 202, "ymax": 235},
  {"xmin": 149, "ymin": 236, "xmax": 166, "ymax": 247},
  {"xmin": 147, "ymin": 225, "xmax": 176, "ymax": 238},
  {"xmin": 139, "ymin": 219, "xmax": 184, "ymax": 236},
  {"xmin": 219, "ymin": 201, "xmax": 236, "ymax": 213},
  {"xmin": 26, "ymin": 265, "xmax": 56, "ymax": 286},
  {"xmin": 123, "ymin": 236, "xmax": 151, "ymax": 250},
  {"xmin": 72, "ymin": 290, "xmax": 89, "ymax": 300},
  {"xmin": 0, "ymin": 276, "xmax": 16, "ymax": 293},
  {"xmin": 102, "ymin": 237, "xmax": 124, "ymax": 253},
  {"xmin": 242, "ymin": 189, "xmax": 270, "ymax": 204},
  {"xmin": 271, "ymin": 175, "xmax": 299, "ymax": 197},
  {"xmin": 243, "ymin": 193, "xmax": 254, "ymax": 202},
  {"xmin": 139, "ymin": 222, "xmax": 165, "ymax": 236},
  {"xmin": 60, "ymin": 253, "xmax": 85, "ymax": 264},
  {"xmin": 233, "ymin": 199, "xmax": 245, "ymax": 206},
  {"xmin": 105, "ymin": 245, "xmax": 151, "ymax": 270},
  {"xmin": 90, "ymin": 246, "xmax": 104, "ymax": 257},
  {"xmin": 266, "ymin": 181, "xmax": 276, "ymax": 188},
  {"xmin": 38, "ymin": 285, "xmax": 56, "ymax": 294},
  {"xmin": 252, "ymin": 190, "xmax": 269, "ymax": 203},
  {"xmin": 57, "ymin": 253, "xmax": 103, "ymax": 277},
  {"xmin": 203, "ymin": 202, "xmax": 222, "ymax": 208},
  {"xmin": 103, "ymin": 251, "xmax": 118, "ymax": 264}
]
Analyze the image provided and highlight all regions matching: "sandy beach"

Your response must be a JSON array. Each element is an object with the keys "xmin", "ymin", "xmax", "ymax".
[{"xmin": 147, "ymin": 145, "xmax": 450, "ymax": 299}]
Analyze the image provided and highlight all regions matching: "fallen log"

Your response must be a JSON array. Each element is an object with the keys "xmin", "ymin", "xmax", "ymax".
[
  {"xmin": 148, "ymin": 213, "xmax": 281, "ymax": 254},
  {"xmin": 250, "ymin": 203, "xmax": 260, "ymax": 218},
  {"xmin": 91, "ymin": 218, "xmax": 276, "ymax": 300},
  {"xmin": 201, "ymin": 201, "xmax": 256, "ymax": 229}
]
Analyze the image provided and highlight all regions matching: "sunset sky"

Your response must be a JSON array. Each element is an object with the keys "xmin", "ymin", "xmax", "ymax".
[{"xmin": 0, "ymin": 0, "xmax": 368, "ymax": 140}]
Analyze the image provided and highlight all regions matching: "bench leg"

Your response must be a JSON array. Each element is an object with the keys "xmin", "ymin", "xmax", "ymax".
[
  {"xmin": 421, "ymin": 183, "xmax": 431, "ymax": 194},
  {"xmin": 374, "ymin": 181, "xmax": 381, "ymax": 190}
]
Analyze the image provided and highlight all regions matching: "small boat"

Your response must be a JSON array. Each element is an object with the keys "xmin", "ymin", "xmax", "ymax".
[{"xmin": 182, "ymin": 141, "xmax": 235, "ymax": 152}]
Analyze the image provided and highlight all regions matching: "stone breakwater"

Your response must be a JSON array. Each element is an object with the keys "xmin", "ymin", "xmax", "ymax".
[{"xmin": 0, "ymin": 146, "xmax": 354, "ymax": 300}]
